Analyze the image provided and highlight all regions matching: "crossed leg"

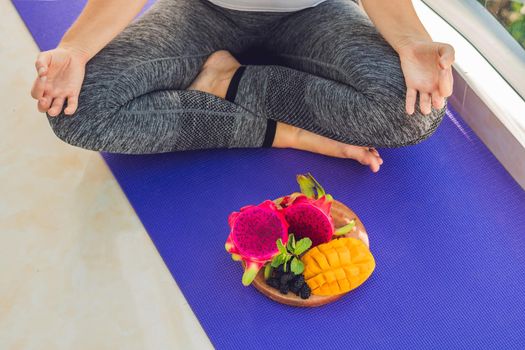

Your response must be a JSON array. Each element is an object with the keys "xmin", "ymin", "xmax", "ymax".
[
  {"xmin": 47, "ymin": 0, "xmax": 444, "ymax": 173},
  {"xmin": 46, "ymin": 0, "xmax": 272, "ymax": 153},
  {"xmin": 260, "ymin": 0, "xmax": 446, "ymax": 148},
  {"xmin": 213, "ymin": 0, "xmax": 446, "ymax": 170}
]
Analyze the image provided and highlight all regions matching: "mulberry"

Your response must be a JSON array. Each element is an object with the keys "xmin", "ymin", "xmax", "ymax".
[{"xmin": 299, "ymin": 284, "xmax": 311, "ymax": 299}]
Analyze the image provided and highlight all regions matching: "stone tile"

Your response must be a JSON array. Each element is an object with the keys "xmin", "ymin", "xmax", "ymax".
[{"xmin": 0, "ymin": 2, "xmax": 212, "ymax": 349}]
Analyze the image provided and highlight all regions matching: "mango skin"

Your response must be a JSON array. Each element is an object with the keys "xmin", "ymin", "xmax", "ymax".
[{"xmin": 302, "ymin": 237, "xmax": 375, "ymax": 296}]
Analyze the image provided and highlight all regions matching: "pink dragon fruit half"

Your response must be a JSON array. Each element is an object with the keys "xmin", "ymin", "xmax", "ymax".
[
  {"xmin": 225, "ymin": 200, "xmax": 289, "ymax": 286},
  {"xmin": 282, "ymin": 194, "xmax": 335, "ymax": 247}
]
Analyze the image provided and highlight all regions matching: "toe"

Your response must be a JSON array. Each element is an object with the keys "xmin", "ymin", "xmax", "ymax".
[
  {"xmin": 364, "ymin": 151, "xmax": 381, "ymax": 173},
  {"xmin": 355, "ymin": 149, "xmax": 379, "ymax": 171},
  {"xmin": 369, "ymin": 147, "xmax": 379, "ymax": 156},
  {"xmin": 367, "ymin": 156, "xmax": 380, "ymax": 172},
  {"xmin": 368, "ymin": 148, "xmax": 384, "ymax": 166}
]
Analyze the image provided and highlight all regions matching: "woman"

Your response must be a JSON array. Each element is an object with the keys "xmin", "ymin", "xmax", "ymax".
[{"xmin": 30, "ymin": 0, "xmax": 454, "ymax": 173}]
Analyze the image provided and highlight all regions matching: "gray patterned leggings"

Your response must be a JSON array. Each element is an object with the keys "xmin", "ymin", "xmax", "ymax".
[{"xmin": 47, "ymin": 0, "xmax": 445, "ymax": 154}]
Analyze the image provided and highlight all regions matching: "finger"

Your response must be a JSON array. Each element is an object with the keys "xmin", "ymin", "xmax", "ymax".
[
  {"xmin": 64, "ymin": 95, "xmax": 78, "ymax": 115},
  {"xmin": 432, "ymin": 92, "xmax": 445, "ymax": 110},
  {"xmin": 40, "ymin": 95, "xmax": 53, "ymax": 110},
  {"xmin": 30, "ymin": 75, "xmax": 47, "ymax": 99},
  {"xmin": 35, "ymin": 52, "xmax": 52, "ymax": 77},
  {"xmin": 439, "ymin": 67, "xmax": 453, "ymax": 97},
  {"xmin": 419, "ymin": 92, "xmax": 432, "ymax": 115},
  {"xmin": 438, "ymin": 43, "xmax": 455, "ymax": 69},
  {"xmin": 38, "ymin": 96, "xmax": 53, "ymax": 113},
  {"xmin": 405, "ymin": 88, "xmax": 417, "ymax": 115},
  {"xmin": 47, "ymin": 97, "xmax": 65, "ymax": 117}
]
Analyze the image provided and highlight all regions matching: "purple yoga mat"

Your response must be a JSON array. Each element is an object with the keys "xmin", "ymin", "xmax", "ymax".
[
  {"xmin": 12, "ymin": 0, "xmax": 156, "ymax": 51},
  {"xmin": 12, "ymin": 1, "xmax": 525, "ymax": 349}
]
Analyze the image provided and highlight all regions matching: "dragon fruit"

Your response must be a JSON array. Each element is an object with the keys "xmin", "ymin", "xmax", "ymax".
[
  {"xmin": 282, "ymin": 194, "xmax": 335, "ymax": 247},
  {"xmin": 225, "ymin": 200, "xmax": 289, "ymax": 286},
  {"xmin": 281, "ymin": 173, "xmax": 355, "ymax": 247}
]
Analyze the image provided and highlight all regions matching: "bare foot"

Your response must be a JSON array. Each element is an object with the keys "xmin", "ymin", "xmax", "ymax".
[
  {"xmin": 188, "ymin": 50, "xmax": 241, "ymax": 99},
  {"xmin": 188, "ymin": 51, "xmax": 383, "ymax": 172},
  {"xmin": 273, "ymin": 122, "xmax": 384, "ymax": 173}
]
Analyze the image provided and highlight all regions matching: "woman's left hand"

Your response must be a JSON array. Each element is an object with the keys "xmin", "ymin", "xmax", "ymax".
[{"xmin": 397, "ymin": 40, "xmax": 455, "ymax": 115}]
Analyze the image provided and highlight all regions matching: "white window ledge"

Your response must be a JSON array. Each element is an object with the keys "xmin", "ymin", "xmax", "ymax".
[{"xmin": 414, "ymin": 0, "xmax": 525, "ymax": 190}]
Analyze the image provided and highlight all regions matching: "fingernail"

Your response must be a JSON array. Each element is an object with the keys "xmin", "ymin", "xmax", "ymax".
[
  {"xmin": 40, "ymin": 76, "xmax": 47, "ymax": 83},
  {"xmin": 38, "ymin": 67, "xmax": 46, "ymax": 75}
]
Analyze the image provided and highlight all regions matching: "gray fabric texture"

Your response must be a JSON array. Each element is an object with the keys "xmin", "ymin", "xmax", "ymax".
[{"xmin": 47, "ymin": 0, "xmax": 446, "ymax": 154}]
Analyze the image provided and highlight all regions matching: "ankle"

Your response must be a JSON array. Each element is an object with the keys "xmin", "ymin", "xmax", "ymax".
[
  {"xmin": 188, "ymin": 51, "xmax": 241, "ymax": 99},
  {"xmin": 212, "ymin": 66, "xmax": 239, "ymax": 99},
  {"xmin": 272, "ymin": 122, "xmax": 300, "ymax": 148}
]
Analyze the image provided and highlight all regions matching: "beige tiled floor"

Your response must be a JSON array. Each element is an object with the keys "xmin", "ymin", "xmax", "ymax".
[{"xmin": 0, "ymin": 2, "xmax": 212, "ymax": 349}]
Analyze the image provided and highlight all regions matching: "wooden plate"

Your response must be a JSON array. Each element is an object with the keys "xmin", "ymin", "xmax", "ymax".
[{"xmin": 244, "ymin": 193, "xmax": 370, "ymax": 307}]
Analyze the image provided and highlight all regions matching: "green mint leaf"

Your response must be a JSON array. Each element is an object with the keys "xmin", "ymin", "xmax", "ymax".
[
  {"xmin": 294, "ymin": 237, "xmax": 312, "ymax": 255},
  {"xmin": 291, "ymin": 257, "xmax": 304, "ymax": 275},
  {"xmin": 270, "ymin": 254, "xmax": 282, "ymax": 268},
  {"xmin": 290, "ymin": 257, "xmax": 299, "ymax": 274},
  {"xmin": 284, "ymin": 256, "xmax": 293, "ymax": 273},
  {"xmin": 287, "ymin": 234, "xmax": 296, "ymax": 252},
  {"xmin": 286, "ymin": 234, "xmax": 294, "ymax": 252},
  {"xmin": 297, "ymin": 260, "xmax": 304, "ymax": 274},
  {"xmin": 276, "ymin": 238, "xmax": 287, "ymax": 254}
]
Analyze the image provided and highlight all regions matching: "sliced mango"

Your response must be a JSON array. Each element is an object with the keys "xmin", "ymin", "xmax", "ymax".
[{"xmin": 302, "ymin": 237, "xmax": 375, "ymax": 296}]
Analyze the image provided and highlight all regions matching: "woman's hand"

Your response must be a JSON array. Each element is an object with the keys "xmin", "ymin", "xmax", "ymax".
[
  {"xmin": 397, "ymin": 40, "xmax": 455, "ymax": 115},
  {"xmin": 30, "ymin": 47, "xmax": 89, "ymax": 117}
]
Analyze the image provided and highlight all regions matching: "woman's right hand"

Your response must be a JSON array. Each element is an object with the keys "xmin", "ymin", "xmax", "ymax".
[{"xmin": 30, "ymin": 47, "xmax": 90, "ymax": 117}]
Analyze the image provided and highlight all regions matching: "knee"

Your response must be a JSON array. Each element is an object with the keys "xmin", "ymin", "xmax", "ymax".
[
  {"xmin": 46, "ymin": 44, "xmax": 132, "ymax": 151},
  {"xmin": 46, "ymin": 88, "xmax": 106, "ymax": 151},
  {"xmin": 47, "ymin": 111, "xmax": 91, "ymax": 150},
  {"xmin": 390, "ymin": 100, "xmax": 447, "ymax": 147},
  {"xmin": 366, "ymin": 95, "xmax": 447, "ymax": 148},
  {"xmin": 344, "ymin": 51, "xmax": 446, "ymax": 147}
]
